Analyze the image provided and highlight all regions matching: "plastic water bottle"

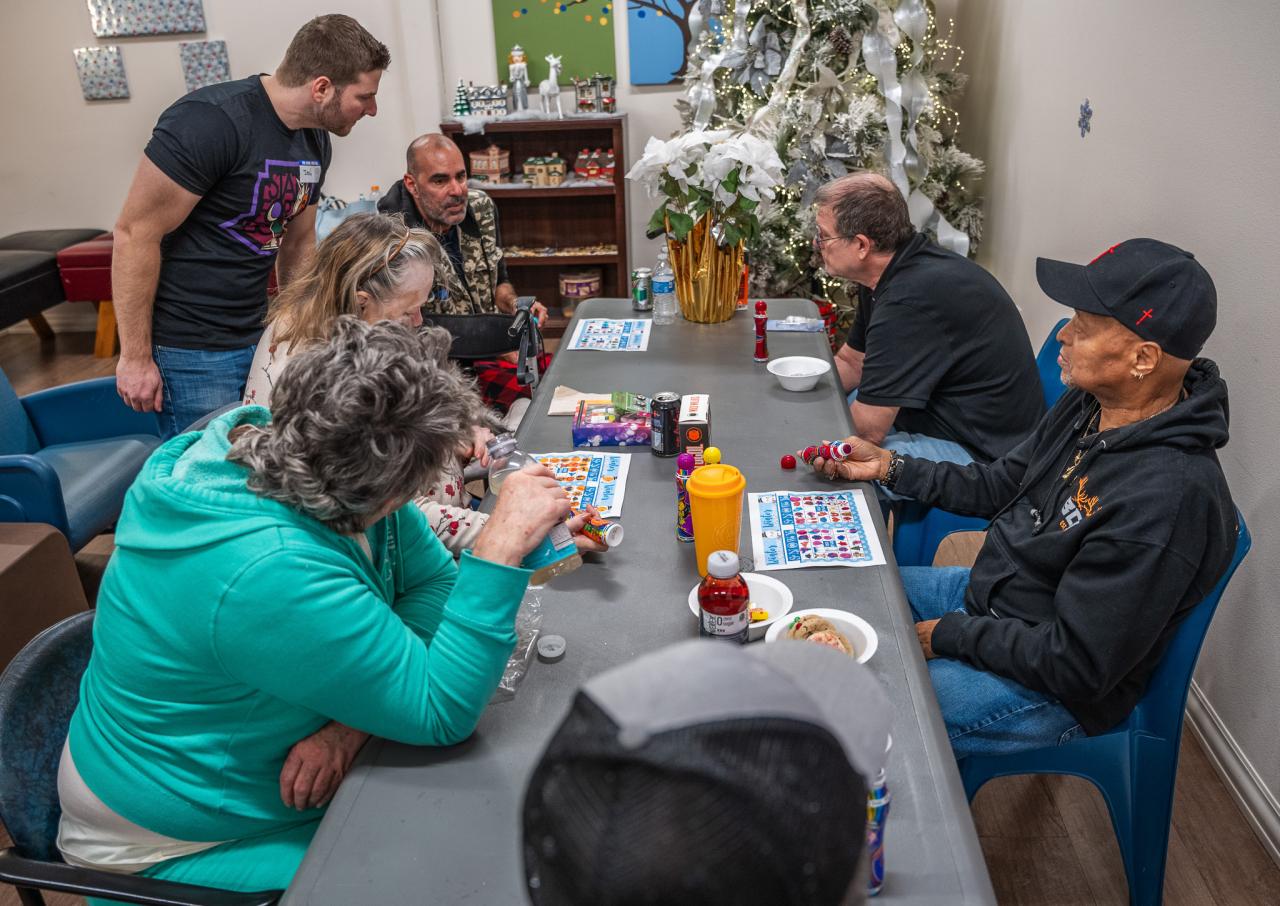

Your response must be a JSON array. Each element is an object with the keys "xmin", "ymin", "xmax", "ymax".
[
  {"xmin": 486, "ymin": 434, "xmax": 582, "ymax": 585},
  {"xmin": 652, "ymin": 249, "xmax": 677, "ymax": 326}
]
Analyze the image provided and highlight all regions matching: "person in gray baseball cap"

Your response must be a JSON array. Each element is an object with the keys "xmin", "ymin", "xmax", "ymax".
[
  {"xmin": 802, "ymin": 238, "xmax": 1237, "ymax": 758},
  {"xmin": 521, "ymin": 639, "xmax": 891, "ymax": 905}
]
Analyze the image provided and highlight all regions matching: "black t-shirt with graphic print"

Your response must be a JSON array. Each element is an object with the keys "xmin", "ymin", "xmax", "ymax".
[
  {"xmin": 845, "ymin": 232, "xmax": 1045, "ymax": 462},
  {"xmin": 144, "ymin": 76, "xmax": 331, "ymax": 349}
]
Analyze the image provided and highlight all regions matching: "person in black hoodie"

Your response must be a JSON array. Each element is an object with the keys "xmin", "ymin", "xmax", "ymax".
[{"xmin": 805, "ymin": 239, "xmax": 1236, "ymax": 758}]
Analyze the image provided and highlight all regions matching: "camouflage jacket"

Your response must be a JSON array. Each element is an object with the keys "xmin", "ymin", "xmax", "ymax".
[{"xmin": 378, "ymin": 182, "xmax": 510, "ymax": 315}]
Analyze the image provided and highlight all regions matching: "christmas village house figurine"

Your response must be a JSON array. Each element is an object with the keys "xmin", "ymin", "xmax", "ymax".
[
  {"xmin": 522, "ymin": 152, "xmax": 567, "ymax": 187},
  {"xmin": 573, "ymin": 148, "xmax": 616, "ymax": 181},
  {"xmin": 466, "ymin": 82, "xmax": 509, "ymax": 118},
  {"xmin": 470, "ymin": 144, "xmax": 511, "ymax": 183},
  {"xmin": 572, "ymin": 73, "xmax": 617, "ymax": 114}
]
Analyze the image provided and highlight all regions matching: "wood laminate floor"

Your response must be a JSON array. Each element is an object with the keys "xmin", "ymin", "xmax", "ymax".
[{"xmin": 1, "ymin": 331, "xmax": 1277, "ymax": 905}]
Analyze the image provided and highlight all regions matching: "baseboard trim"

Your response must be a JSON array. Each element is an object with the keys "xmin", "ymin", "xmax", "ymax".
[{"xmin": 1186, "ymin": 680, "xmax": 1280, "ymax": 867}]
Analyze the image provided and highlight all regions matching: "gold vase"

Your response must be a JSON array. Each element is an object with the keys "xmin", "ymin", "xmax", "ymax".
[{"xmin": 665, "ymin": 215, "xmax": 744, "ymax": 324}]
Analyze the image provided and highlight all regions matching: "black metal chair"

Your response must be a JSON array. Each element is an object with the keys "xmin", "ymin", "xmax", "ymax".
[{"xmin": 0, "ymin": 611, "xmax": 280, "ymax": 905}]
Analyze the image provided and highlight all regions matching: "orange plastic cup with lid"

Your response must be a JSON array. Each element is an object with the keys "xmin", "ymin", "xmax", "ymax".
[{"xmin": 686, "ymin": 463, "xmax": 747, "ymax": 576}]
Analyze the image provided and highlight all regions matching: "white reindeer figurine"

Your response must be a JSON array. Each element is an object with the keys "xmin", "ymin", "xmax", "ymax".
[{"xmin": 539, "ymin": 54, "xmax": 564, "ymax": 119}]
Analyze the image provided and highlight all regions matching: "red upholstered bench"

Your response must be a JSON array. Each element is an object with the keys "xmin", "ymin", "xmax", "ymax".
[
  {"xmin": 57, "ymin": 236, "xmax": 281, "ymax": 359},
  {"xmin": 57, "ymin": 234, "xmax": 117, "ymax": 358}
]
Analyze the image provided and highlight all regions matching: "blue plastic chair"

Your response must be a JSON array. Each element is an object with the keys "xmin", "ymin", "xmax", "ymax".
[
  {"xmin": 0, "ymin": 369, "xmax": 162, "ymax": 551},
  {"xmin": 959, "ymin": 513, "xmax": 1251, "ymax": 906},
  {"xmin": 0, "ymin": 611, "xmax": 280, "ymax": 905},
  {"xmin": 892, "ymin": 318, "xmax": 1071, "ymax": 567}
]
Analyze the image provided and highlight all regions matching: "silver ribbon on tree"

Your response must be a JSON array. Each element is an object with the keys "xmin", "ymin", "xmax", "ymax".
[
  {"xmin": 746, "ymin": 0, "xmax": 812, "ymax": 137},
  {"xmin": 687, "ymin": 1, "xmax": 753, "ymax": 130},
  {"xmin": 862, "ymin": 0, "xmax": 970, "ymax": 256}
]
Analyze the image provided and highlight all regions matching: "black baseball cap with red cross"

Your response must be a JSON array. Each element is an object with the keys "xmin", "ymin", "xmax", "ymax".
[{"xmin": 1035, "ymin": 238, "xmax": 1217, "ymax": 360}]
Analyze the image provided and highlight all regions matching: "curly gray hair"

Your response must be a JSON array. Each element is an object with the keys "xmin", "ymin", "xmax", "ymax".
[{"xmin": 228, "ymin": 317, "xmax": 482, "ymax": 534}]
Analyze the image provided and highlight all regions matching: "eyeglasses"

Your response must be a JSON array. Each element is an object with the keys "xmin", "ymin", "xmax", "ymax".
[
  {"xmin": 365, "ymin": 232, "xmax": 411, "ymax": 283},
  {"xmin": 812, "ymin": 233, "xmax": 851, "ymax": 248}
]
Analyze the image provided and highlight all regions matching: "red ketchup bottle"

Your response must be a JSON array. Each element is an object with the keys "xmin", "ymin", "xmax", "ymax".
[
  {"xmin": 754, "ymin": 300, "xmax": 768, "ymax": 362},
  {"xmin": 698, "ymin": 550, "xmax": 750, "ymax": 644}
]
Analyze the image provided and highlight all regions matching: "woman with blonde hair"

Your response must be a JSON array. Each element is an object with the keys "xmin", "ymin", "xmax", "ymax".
[{"xmin": 243, "ymin": 212, "xmax": 542, "ymax": 554}]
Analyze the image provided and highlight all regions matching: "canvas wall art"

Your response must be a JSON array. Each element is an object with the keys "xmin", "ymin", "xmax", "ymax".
[
  {"xmin": 74, "ymin": 45, "xmax": 129, "ymax": 100},
  {"xmin": 628, "ymin": 1, "xmax": 697, "ymax": 85},
  {"xmin": 88, "ymin": 0, "xmax": 207, "ymax": 38},
  {"xmin": 491, "ymin": 1, "xmax": 617, "ymax": 87},
  {"xmin": 180, "ymin": 40, "xmax": 230, "ymax": 93}
]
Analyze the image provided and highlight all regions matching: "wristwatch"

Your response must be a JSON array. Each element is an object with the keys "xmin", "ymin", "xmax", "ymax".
[{"xmin": 881, "ymin": 450, "xmax": 905, "ymax": 489}]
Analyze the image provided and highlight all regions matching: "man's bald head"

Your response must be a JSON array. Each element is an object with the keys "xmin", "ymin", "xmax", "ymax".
[
  {"xmin": 814, "ymin": 171, "xmax": 914, "ymax": 253},
  {"xmin": 406, "ymin": 133, "xmax": 462, "ymax": 176}
]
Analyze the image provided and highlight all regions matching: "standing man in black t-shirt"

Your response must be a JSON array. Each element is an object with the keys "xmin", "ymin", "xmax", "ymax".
[
  {"xmin": 113, "ymin": 15, "xmax": 390, "ymax": 437},
  {"xmin": 816, "ymin": 173, "xmax": 1044, "ymax": 475}
]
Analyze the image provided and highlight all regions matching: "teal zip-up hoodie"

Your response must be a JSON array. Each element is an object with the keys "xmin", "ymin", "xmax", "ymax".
[{"xmin": 67, "ymin": 407, "xmax": 531, "ymax": 842}]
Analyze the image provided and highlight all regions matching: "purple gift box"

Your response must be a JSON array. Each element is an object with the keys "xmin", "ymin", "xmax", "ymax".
[{"xmin": 572, "ymin": 401, "xmax": 651, "ymax": 447}]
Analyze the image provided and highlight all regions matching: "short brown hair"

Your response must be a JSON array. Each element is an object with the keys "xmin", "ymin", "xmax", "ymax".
[
  {"xmin": 815, "ymin": 172, "xmax": 915, "ymax": 252},
  {"xmin": 276, "ymin": 15, "xmax": 390, "ymax": 88}
]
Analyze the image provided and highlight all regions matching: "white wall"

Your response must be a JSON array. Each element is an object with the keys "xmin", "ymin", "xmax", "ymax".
[
  {"xmin": 0, "ymin": 0, "xmax": 679, "ymax": 283},
  {"xmin": 952, "ymin": 0, "xmax": 1280, "ymax": 856}
]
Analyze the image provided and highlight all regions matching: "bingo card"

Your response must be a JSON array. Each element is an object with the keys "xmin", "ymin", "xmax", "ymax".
[
  {"xmin": 748, "ymin": 489, "xmax": 886, "ymax": 570},
  {"xmin": 534, "ymin": 452, "xmax": 631, "ymax": 517},
  {"xmin": 567, "ymin": 318, "xmax": 652, "ymax": 352}
]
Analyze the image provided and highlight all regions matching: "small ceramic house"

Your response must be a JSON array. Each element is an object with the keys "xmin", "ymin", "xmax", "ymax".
[
  {"xmin": 522, "ymin": 152, "xmax": 567, "ymax": 187},
  {"xmin": 465, "ymin": 82, "xmax": 509, "ymax": 117},
  {"xmin": 470, "ymin": 144, "xmax": 510, "ymax": 183}
]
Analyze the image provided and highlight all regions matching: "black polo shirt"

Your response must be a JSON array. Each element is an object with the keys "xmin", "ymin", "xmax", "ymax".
[{"xmin": 846, "ymin": 233, "xmax": 1045, "ymax": 462}]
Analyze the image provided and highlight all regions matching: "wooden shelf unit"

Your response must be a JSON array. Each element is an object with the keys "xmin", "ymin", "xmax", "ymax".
[{"xmin": 441, "ymin": 115, "xmax": 629, "ymax": 328}]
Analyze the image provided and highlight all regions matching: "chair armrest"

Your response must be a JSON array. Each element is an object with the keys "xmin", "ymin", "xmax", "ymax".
[
  {"xmin": 0, "ymin": 848, "xmax": 281, "ymax": 906},
  {"xmin": 21, "ymin": 377, "xmax": 162, "ymax": 446},
  {"xmin": 0, "ymin": 455, "xmax": 70, "ymax": 538}
]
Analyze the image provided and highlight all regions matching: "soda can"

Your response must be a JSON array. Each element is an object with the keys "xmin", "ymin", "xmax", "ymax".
[
  {"xmin": 651, "ymin": 391, "xmax": 680, "ymax": 457},
  {"xmin": 675, "ymin": 452, "xmax": 695, "ymax": 542},
  {"xmin": 866, "ymin": 768, "xmax": 891, "ymax": 896},
  {"xmin": 631, "ymin": 268, "xmax": 653, "ymax": 311},
  {"xmin": 579, "ymin": 512, "xmax": 624, "ymax": 548}
]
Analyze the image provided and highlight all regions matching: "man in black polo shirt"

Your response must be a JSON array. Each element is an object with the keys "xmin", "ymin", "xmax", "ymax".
[{"xmin": 818, "ymin": 172, "xmax": 1044, "ymax": 473}]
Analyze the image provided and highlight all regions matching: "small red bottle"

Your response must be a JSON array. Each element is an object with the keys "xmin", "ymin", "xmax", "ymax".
[
  {"xmin": 698, "ymin": 550, "xmax": 750, "ymax": 644},
  {"xmin": 754, "ymin": 300, "xmax": 768, "ymax": 362}
]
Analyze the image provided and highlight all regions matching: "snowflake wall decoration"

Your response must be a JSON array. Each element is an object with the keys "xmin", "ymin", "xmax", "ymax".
[{"xmin": 1079, "ymin": 98, "xmax": 1093, "ymax": 138}]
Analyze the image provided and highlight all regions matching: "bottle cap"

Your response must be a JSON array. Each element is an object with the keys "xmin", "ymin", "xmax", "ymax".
[
  {"xmin": 685, "ymin": 463, "xmax": 745, "ymax": 500},
  {"xmin": 537, "ymin": 634, "xmax": 567, "ymax": 663},
  {"xmin": 706, "ymin": 550, "xmax": 740, "ymax": 579},
  {"xmin": 755, "ymin": 300, "xmax": 767, "ymax": 314},
  {"xmin": 601, "ymin": 523, "xmax": 625, "ymax": 547},
  {"xmin": 676, "ymin": 452, "xmax": 696, "ymax": 472},
  {"xmin": 702, "ymin": 446, "xmax": 722, "ymax": 465}
]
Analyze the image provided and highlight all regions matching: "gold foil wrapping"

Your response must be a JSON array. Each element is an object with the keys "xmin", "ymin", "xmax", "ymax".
[{"xmin": 665, "ymin": 215, "xmax": 744, "ymax": 324}]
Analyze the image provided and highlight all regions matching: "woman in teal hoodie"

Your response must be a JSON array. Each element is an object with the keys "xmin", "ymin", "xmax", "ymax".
[{"xmin": 58, "ymin": 319, "xmax": 574, "ymax": 894}]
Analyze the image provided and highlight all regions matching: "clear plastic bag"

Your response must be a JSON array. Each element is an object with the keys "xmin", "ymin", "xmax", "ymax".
[{"xmin": 491, "ymin": 585, "xmax": 543, "ymax": 702}]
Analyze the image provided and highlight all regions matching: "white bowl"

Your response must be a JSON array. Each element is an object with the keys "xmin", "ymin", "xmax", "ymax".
[
  {"xmin": 767, "ymin": 356, "xmax": 831, "ymax": 392},
  {"xmin": 688, "ymin": 572, "xmax": 794, "ymax": 642},
  {"xmin": 764, "ymin": 607, "xmax": 878, "ymax": 663}
]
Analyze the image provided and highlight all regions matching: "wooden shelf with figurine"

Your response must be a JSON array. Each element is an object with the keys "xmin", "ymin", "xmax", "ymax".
[{"xmin": 441, "ymin": 102, "xmax": 628, "ymax": 313}]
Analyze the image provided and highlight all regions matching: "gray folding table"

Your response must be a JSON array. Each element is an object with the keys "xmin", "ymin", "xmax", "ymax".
[{"xmin": 283, "ymin": 298, "xmax": 995, "ymax": 905}]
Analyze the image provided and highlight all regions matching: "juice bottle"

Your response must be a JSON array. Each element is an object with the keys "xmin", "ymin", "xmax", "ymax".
[{"xmin": 697, "ymin": 550, "xmax": 749, "ymax": 644}]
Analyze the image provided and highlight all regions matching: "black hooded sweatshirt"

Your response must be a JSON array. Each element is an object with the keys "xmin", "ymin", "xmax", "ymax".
[{"xmin": 895, "ymin": 359, "xmax": 1236, "ymax": 735}]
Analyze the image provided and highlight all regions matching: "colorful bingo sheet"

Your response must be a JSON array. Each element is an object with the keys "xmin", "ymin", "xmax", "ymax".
[
  {"xmin": 534, "ymin": 452, "xmax": 631, "ymax": 517},
  {"xmin": 567, "ymin": 318, "xmax": 652, "ymax": 352},
  {"xmin": 748, "ymin": 489, "xmax": 886, "ymax": 570}
]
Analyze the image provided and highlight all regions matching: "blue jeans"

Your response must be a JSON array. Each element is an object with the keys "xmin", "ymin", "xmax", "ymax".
[
  {"xmin": 900, "ymin": 566, "xmax": 1084, "ymax": 760},
  {"xmin": 880, "ymin": 430, "xmax": 973, "ymax": 501},
  {"xmin": 154, "ymin": 344, "xmax": 256, "ymax": 439}
]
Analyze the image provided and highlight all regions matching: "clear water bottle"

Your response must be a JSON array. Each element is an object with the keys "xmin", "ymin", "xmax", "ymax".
[
  {"xmin": 486, "ymin": 434, "xmax": 582, "ymax": 586},
  {"xmin": 652, "ymin": 249, "xmax": 677, "ymax": 326}
]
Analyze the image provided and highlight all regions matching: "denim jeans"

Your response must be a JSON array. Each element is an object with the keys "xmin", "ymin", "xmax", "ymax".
[
  {"xmin": 899, "ymin": 565, "xmax": 1084, "ymax": 760},
  {"xmin": 153, "ymin": 344, "xmax": 256, "ymax": 439}
]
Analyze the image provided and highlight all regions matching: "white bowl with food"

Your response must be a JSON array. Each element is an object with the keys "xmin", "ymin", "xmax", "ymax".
[
  {"xmin": 687, "ymin": 572, "xmax": 793, "ymax": 642},
  {"xmin": 766, "ymin": 356, "xmax": 831, "ymax": 392},
  {"xmin": 764, "ymin": 608, "xmax": 878, "ymax": 663}
]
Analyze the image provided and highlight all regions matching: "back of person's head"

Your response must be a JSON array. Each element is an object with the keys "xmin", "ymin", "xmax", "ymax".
[
  {"xmin": 522, "ymin": 639, "xmax": 890, "ymax": 906},
  {"xmin": 275, "ymin": 14, "xmax": 390, "ymax": 88},
  {"xmin": 228, "ymin": 318, "xmax": 481, "ymax": 534},
  {"xmin": 814, "ymin": 172, "xmax": 914, "ymax": 253},
  {"xmin": 267, "ymin": 212, "xmax": 448, "ymax": 347}
]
